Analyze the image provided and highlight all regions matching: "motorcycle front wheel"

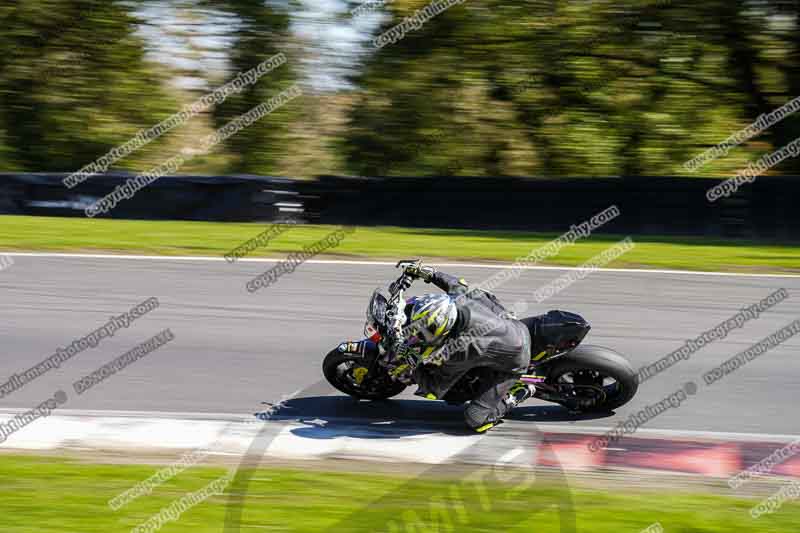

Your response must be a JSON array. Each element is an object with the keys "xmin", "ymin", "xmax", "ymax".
[{"xmin": 322, "ymin": 349, "xmax": 407, "ymax": 400}]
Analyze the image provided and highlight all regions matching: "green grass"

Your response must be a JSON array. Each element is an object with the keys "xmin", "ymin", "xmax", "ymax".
[
  {"xmin": 1, "ymin": 215, "xmax": 799, "ymax": 273},
  {"xmin": 0, "ymin": 454, "xmax": 797, "ymax": 532}
]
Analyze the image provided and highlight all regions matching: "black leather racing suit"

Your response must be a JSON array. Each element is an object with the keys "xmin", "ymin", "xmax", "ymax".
[{"xmin": 411, "ymin": 271, "xmax": 531, "ymax": 430}]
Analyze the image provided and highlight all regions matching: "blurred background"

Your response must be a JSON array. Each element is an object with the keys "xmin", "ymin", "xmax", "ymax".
[
  {"xmin": 3, "ymin": 0, "xmax": 800, "ymax": 241},
  {"xmin": 3, "ymin": 0, "xmax": 800, "ymax": 179},
  {"xmin": 2, "ymin": 4, "xmax": 800, "ymax": 532}
]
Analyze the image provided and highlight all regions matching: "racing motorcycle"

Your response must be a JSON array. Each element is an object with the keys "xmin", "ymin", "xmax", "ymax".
[{"xmin": 322, "ymin": 260, "xmax": 638, "ymax": 413}]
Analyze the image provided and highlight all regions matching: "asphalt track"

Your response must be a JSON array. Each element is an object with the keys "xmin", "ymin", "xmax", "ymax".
[{"xmin": 1, "ymin": 254, "xmax": 799, "ymax": 439}]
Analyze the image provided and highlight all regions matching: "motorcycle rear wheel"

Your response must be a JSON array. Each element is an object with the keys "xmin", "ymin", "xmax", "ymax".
[{"xmin": 544, "ymin": 345, "xmax": 638, "ymax": 412}]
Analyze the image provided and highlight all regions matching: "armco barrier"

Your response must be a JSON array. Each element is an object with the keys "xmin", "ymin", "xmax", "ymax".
[
  {"xmin": 0, "ymin": 173, "xmax": 304, "ymax": 222},
  {"xmin": 0, "ymin": 173, "xmax": 797, "ymax": 240},
  {"xmin": 301, "ymin": 175, "xmax": 799, "ymax": 240}
]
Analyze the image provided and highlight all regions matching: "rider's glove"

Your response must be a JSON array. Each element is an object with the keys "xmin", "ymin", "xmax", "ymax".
[{"xmin": 404, "ymin": 264, "xmax": 436, "ymax": 283}]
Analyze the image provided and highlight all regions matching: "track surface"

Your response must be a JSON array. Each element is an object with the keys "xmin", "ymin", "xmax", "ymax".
[{"xmin": 0, "ymin": 255, "xmax": 798, "ymax": 436}]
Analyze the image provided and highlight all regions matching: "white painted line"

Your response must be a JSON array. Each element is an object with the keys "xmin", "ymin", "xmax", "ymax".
[
  {"xmin": 2, "ymin": 407, "xmax": 797, "ymax": 468},
  {"xmin": 2, "ymin": 409, "xmax": 797, "ymax": 444},
  {"xmin": 0, "ymin": 414, "xmax": 261, "ymax": 453},
  {"xmin": 0, "ymin": 411, "xmax": 480, "ymax": 464},
  {"xmin": 3, "ymin": 252, "xmax": 800, "ymax": 278},
  {"xmin": 0, "ymin": 407, "xmax": 266, "ymax": 421}
]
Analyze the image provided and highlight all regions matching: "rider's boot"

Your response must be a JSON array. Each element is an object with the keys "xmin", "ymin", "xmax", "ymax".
[
  {"xmin": 471, "ymin": 381, "xmax": 535, "ymax": 433},
  {"xmin": 473, "ymin": 419, "xmax": 504, "ymax": 433},
  {"xmin": 505, "ymin": 379, "xmax": 535, "ymax": 408},
  {"xmin": 467, "ymin": 377, "xmax": 538, "ymax": 434}
]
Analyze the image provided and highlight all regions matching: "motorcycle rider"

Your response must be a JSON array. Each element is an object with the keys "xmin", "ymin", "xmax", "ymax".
[{"xmin": 383, "ymin": 263, "xmax": 535, "ymax": 433}]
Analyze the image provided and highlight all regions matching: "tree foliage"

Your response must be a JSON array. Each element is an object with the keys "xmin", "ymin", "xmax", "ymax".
[
  {"xmin": 3, "ymin": 0, "xmax": 800, "ymax": 178},
  {"xmin": 343, "ymin": 0, "xmax": 800, "ymax": 177},
  {"xmin": 0, "ymin": 0, "xmax": 177, "ymax": 172}
]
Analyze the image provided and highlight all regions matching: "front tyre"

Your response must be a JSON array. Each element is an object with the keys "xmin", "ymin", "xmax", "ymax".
[
  {"xmin": 545, "ymin": 345, "xmax": 638, "ymax": 412},
  {"xmin": 322, "ymin": 349, "xmax": 406, "ymax": 400}
]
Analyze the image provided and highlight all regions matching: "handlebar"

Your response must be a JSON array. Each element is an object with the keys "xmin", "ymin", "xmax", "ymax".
[
  {"xmin": 384, "ymin": 259, "xmax": 423, "ymax": 340},
  {"xmin": 388, "ymin": 259, "xmax": 421, "ymax": 300}
]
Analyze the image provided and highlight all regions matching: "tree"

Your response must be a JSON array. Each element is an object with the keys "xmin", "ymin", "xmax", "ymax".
[
  {"xmin": 208, "ymin": 0, "xmax": 298, "ymax": 174},
  {"xmin": 0, "ymin": 0, "xmax": 177, "ymax": 172}
]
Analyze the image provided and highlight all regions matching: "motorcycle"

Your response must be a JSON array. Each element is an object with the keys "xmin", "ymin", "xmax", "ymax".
[{"xmin": 322, "ymin": 260, "xmax": 639, "ymax": 414}]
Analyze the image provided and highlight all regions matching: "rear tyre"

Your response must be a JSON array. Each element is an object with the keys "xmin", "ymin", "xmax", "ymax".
[
  {"xmin": 544, "ymin": 345, "xmax": 638, "ymax": 412},
  {"xmin": 322, "ymin": 349, "xmax": 407, "ymax": 401}
]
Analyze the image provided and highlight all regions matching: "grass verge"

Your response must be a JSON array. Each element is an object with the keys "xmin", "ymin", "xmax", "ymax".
[
  {"xmin": 1, "ymin": 215, "xmax": 799, "ymax": 273},
  {"xmin": 0, "ymin": 454, "xmax": 797, "ymax": 532}
]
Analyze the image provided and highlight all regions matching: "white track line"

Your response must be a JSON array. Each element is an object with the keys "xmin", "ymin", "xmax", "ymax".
[
  {"xmin": 2, "ymin": 408, "xmax": 796, "ymax": 443},
  {"xmin": 1, "ymin": 408, "xmax": 794, "ymax": 465},
  {"xmin": 4, "ymin": 252, "xmax": 800, "ymax": 279}
]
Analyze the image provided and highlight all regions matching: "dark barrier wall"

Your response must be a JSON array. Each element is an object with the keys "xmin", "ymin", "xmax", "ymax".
[
  {"xmin": 302, "ymin": 176, "xmax": 798, "ymax": 241},
  {"xmin": 0, "ymin": 173, "xmax": 797, "ymax": 241},
  {"xmin": 0, "ymin": 173, "xmax": 299, "ymax": 222}
]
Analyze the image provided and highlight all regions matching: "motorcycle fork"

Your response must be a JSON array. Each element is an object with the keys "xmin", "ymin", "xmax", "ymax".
[{"xmin": 358, "ymin": 340, "xmax": 383, "ymax": 380}]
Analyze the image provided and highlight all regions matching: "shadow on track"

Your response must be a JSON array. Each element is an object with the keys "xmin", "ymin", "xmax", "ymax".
[{"xmin": 260, "ymin": 395, "xmax": 616, "ymax": 439}]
